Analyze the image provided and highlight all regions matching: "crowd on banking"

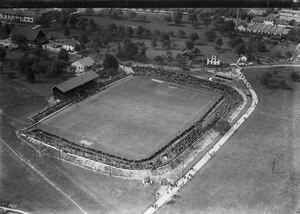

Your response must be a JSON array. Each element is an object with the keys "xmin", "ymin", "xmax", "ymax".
[
  {"xmin": 23, "ymin": 67, "xmax": 243, "ymax": 170},
  {"xmin": 31, "ymin": 73, "xmax": 128, "ymax": 122}
]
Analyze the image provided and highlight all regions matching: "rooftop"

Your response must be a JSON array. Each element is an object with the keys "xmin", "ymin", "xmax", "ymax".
[
  {"xmin": 10, "ymin": 25, "xmax": 46, "ymax": 42},
  {"xmin": 76, "ymin": 56, "xmax": 95, "ymax": 67},
  {"xmin": 52, "ymin": 71, "xmax": 99, "ymax": 93},
  {"xmin": 280, "ymin": 9, "xmax": 300, "ymax": 15},
  {"xmin": 59, "ymin": 38, "xmax": 80, "ymax": 47}
]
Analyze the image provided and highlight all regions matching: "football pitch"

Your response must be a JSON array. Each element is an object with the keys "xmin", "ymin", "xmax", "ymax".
[{"xmin": 38, "ymin": 76, "xmax": 221, "ymax": 160}]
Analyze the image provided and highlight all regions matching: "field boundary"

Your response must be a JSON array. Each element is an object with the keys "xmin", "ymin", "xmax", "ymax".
[{"xmin": 18, "ymin": 66, "xmax": 247, "ymax": 179}]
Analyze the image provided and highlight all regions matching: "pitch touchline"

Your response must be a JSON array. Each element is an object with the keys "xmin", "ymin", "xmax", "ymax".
[{"xmin": 0, "ymin": 137, "xmax": 88, "ymax": 214}]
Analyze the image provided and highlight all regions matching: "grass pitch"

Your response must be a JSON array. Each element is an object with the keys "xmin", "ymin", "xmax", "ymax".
[{"xmin": 38, "ymin": 75, "xmax": 221, "ymax": 160}]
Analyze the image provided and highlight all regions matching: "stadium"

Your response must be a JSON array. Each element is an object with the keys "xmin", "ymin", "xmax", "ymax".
[{"xmin": 19, "ymin": 66, "xmax": 244, "ymax": 176}]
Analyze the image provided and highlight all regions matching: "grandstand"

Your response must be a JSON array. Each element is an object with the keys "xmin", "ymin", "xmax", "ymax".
[
  {"xmin": 52, "ymin": 72, "xmax": 99, "ymax": 99},
  {"xmin": 22, "ymin": 67, "xmax": 243, "ymax": 171}
]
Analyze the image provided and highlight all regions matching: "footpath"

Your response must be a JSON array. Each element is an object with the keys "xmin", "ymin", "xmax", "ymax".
[{"xmin": 142, "ymin": 67, "xmax": 258, "ymax": 214}]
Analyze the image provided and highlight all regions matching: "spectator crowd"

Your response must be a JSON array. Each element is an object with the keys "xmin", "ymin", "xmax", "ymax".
[
  {"xmin": 24, "ymin": 66, "xmax": 243, "ymax": 170},
  {"xmin": 31, "ymin": 73, "xmax": 129, "ymax": 122}
]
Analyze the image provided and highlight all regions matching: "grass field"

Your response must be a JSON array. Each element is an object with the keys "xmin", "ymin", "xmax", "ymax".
[
  {"xmin": 0, "ymin": 75, "xmax": 155, "ymax": 214},
  {"xmin": 156, "ymin": 68, "xmax": 300, "ymax": 214},
  {"xmin": 38, "ymin": 75, "xmax": 221, "ymax": 160}
]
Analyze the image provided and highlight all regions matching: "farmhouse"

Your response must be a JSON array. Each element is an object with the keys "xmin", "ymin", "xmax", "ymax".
[
  {"xmin": 71, "ymin": 56, "xmax": 95, "ymax": 75},
  {"xmin": 207, "ymin": 55, "xmax": 220, "ymax": 66},
  {"xmin": 10, "ymin": 25, "xmax": 48, "ymax": 44},
  {"xmin": 249, "ymin": 8, "xmax": 267, "ymax": 16},
  {"xmin": 52, "ymin": 71, "xmax": 99, "ymax": 98},
  {"xmin": 59, "ymin": 38, "xmax": 80, "ymax": 52}
]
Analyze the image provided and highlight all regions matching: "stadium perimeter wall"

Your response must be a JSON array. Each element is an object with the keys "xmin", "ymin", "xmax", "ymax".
[{"xmin": 18, "ymin": 67, "xmax": 249, "ymax": 180}]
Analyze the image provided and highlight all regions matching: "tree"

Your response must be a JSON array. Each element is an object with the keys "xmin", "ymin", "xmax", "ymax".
[
  {"xmin": 203, "ymin": 17, "xmax": 211, "ymax": 29},
  {"xmin": 59, "ymin": 15, "xmax": 68, "ymax": 26},
  {"xmin": 11, "ymin": 33, "xmax": 28, "ymax": 49},
  {"xmin": 205, "ymin": 27, "xmax": 216, "ymax": 42},
  {"xmin": 57, "ymin": 48, "xmax": 69, "ymax": 61},
  {"xmin": 223, "ymin": 20, "xmax": 235, "ymax": 33},
  {"xmin": 175, "ymin": 53, "xmax": 186, "ymax": 66},
  {"xmin": 214, "ymin": 120, "xmax": 231, "ymax": 135},
  {"xmin": 88, "ymin": 18, "xmax": 97, "ymax": 29},
  {"xmin": 85, "ymin": 8, "xmax": 95, "ymax": 16},
  {"xmin": 143, "ymin": 29, "xmax": 152, "ymax": 39},
  {"xmin": 80, "ymin": 31, "xmax": 89, "ymax": 45},
  {"xmin": 127, "ymin": 10, "xmax": 137, "ymax": 20},
  {"xmin": 136, "ymin": 14, "xmax": 147, "ymax": 23},
  {"xmin": 47, "ymin": 59, "xmax": 67, "ymax": 77},
  {"xmin": 169, "ymin": 31, "xmax": 175, "ymax": 37},
  {"xmin": 126, "ymin": 26, "xmax": 134, "ymax": 38},
  {"xmin": 228, "ymin": 36, "xmax": 244, "ymax": 48},
  {"xmin": 0, "ymin": 24, "xmax": 10, "ymax": 39},
  {"xmin": 18, "ymin": 55, "xmax": 32, "ymax": 75},
  {"xmin": 285, "ymin": 51, "xmax": 293, "ymax": 58},
  {"xmin": 34, "ymin": 16, "xmax": 50, "ymax": 27},
  {"xmin": 78, "ymin": 18, "xmax": 88, "ymax": 30},
  {"xmin": 166, "ymin": 50, "xmax": 173, "ymax": 62},
  {"xmin": 154, "ymin": 55, "xmax": 164, "ymax": 64},
  {"xmin": 63, "ymin": 27, "xmax": 70, "ymax": 36},
  {"xmin": 173, "ymin": 10, "xmax": 183, "ymax": 24},
  {"xmin": 68, "ymin": 15, "xmax": 78, "ymax": 28},
  {"xmin": 216, "ymin": 37, "xmax": 224, "ymax": 48},
  {"xmin": 164, "ymin": 15, "xmax": 172, "ymax": 25},
  {"xmin": 26, "ymin": 67, "xmax": 35, "ymax": 83},
  {"xmin": 261, "ymin": 72, "xmax": 272, "ymax": 86},
  {"xmin": 235, "ymin": 43, "xmax": 246, "ymax": 55},
  {"xmin": 287, "ymin": 28, "xmax": 300, "ymax": 43},
  {"xmin": 135, "ymin": 26, "xmax": 145, "ymax": 38},
  {"xmin": 0, "ymin": 46, "xmax": 6, "ymax": 61},
  {"xmin": 177, "ymin": 30, "xmax": 186, "ymax": 38},
  {"xmin": 189, "ymin": 32, "xmax": 199, "ymax": 43},
  {"xmin": 185, "ymin": 40, "xmax": 194, "ymax": 50},
  {"xmin": 161, "ymin": 40, "xmax": 171, "ymax": 49},
  {"xmin": 274, "ymin": 51, "xmax": 282, "ymax": 59},
  {"xmin": 289, "ymin": 19, "xmax": 297, "ymax": 26},
  {"xmin": 257, "ymin": 41, "xmax": 267, "ymax": 52},
  {"xmin": 109, "ymin": 8, "xmax": 123, "ymax": 19},
  {"xmin": 158, "ymin": 31, "xmax": 169, "ymax": 42},
  {"xmin": 188, "ymin": 12, "xmax": 198, "ymax": 23},
  {"xmin": 102, "ymin": 53, "xmax": 119, "ymax": 70},
  {"xmin": 291, "ymin": 71, "xmax": 300, "ymax": 82},
  {"xmin": 151, "ymin": 38, "xmax": 157, "ymax": 48}
]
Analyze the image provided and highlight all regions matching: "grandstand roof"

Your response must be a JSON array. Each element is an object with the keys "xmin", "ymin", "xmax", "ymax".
[{"xmin": 52, "ymin": 72, "xmax": 99, "ymax": 93}]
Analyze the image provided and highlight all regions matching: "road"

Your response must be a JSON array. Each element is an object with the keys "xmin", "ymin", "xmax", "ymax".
[
  {"xmin": 0, "ymin": 206, "xmax": 32, "ymax": 214},
  {"xmin": 142, "ymin": 66, "xmax": 258, "ymax": 214}
]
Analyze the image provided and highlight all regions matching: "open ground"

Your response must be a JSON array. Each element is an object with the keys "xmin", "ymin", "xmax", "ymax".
[
  {"xmin": 38, "ymin": 75, "xmax": 221, "ymax": 160},
  {"xmin": 156, "ymin": 68, "xmax": 300, "ymax": 214},
  {"xmin": 0, "ymin": 75, "xmax": 156, "ymax": 214}
]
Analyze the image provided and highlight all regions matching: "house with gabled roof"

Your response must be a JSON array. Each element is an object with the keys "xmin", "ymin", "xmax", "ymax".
[
  {"xmin": 71, "ymin": 56, "xmax": 95, "ymax": 75},
  {"xmin": 59, "ymin": 38, "xmax": 80, "ymax": 52},
  {"xmin": 10, "ymin": 25, "xmax": 48, "ymax": 44}
]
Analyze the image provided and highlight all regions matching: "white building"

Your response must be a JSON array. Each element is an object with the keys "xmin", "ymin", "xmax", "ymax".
[
  {"xmin": 279, "ymin": 9, "xmax": 300, "ymax": 22},
  {"xmin": 249, "ymin": 8, "xmax": 267, "ymax": 16},
  {"xmin": 60, "ymin": 39, "xmax": 80, "ymax": 52},
  {"xmin": 71, "ymin": 56, "xmax": 95, "ymax": 75},
  {"xmin": 207, "ymin": 55, "xmax": 220, "ymax": 66},
  {"xmin": 0, "ymin": 9, "xmax": 54, "ymax": 23}
]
